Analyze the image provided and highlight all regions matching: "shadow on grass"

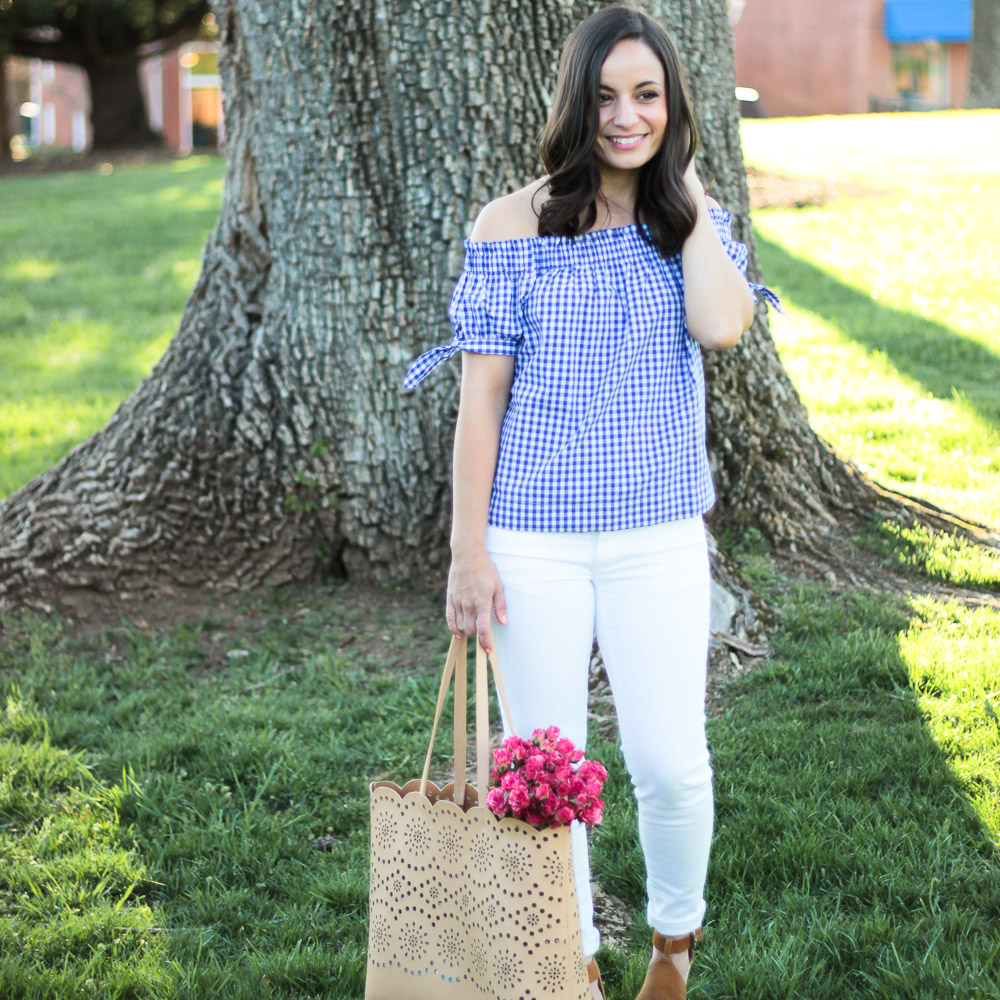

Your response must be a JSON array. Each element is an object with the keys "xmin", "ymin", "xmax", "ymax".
[
  {"xmin": 754, "ymin": 234, "xmax": 1000, "ymax": 430},
  {"xmin": 588, "ymin": 587, "xmax": 1000, "ymax": 999}
]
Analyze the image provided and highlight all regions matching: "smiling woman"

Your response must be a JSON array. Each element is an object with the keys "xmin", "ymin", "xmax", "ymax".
[{"xmin": 400, "ymin": 7, "xmax": 774, "ymax": 1000}]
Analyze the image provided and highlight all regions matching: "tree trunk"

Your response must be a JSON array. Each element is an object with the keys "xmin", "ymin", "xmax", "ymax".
[
  {"xmin": 968, "ymin": 0, "xmax": 1000, "ymax": 108},
  {"xmin": 0, "ymin": 0, "xmax": 966, "ymax": 616},
  {"xmin": 0, "ymin": 45, "xmax": 11, "ymax": 162},
  {"xmin": 85, "ymin": 58, "xmax": 161, "ymax": 149}
]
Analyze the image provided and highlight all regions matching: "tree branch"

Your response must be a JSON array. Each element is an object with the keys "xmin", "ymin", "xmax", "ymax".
[
  {"xmin": 5, "ymin": 36, "xmax": 88, "ymax": 65},
  {"xmin": 139, "ymin": 7, "xmax": 213, "ymax": 61}
]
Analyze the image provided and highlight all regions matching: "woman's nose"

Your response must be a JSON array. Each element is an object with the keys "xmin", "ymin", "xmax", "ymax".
[{"xmin": 612, "ymin": 98, "xmax": 639, "ymax": 126}]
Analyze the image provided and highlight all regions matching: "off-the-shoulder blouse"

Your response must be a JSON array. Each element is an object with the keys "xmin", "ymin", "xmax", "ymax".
[{"xmin": 403, "ymin": 207, "xmax": 781, "ymax": 533}]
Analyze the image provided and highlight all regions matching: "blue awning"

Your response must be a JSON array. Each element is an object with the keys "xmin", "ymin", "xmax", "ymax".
[{"xmin": 884, "ymin": 0, "xmax": 972, "ymax": 43}]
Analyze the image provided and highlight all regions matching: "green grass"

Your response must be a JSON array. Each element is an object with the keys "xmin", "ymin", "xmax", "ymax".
[
  {"xmin": 0, "ymin": 587, "xmax": 449, "ymax": 998},
  {"xmin": 2, "ymin": 115, "xmax": 1000, "ymax": 997},
  {"xmin": 741, "ymin": 111, "xmax": 1000, "ymax": 530},
  {"xmin": 1, "ymin": 577, "xmax": 998, "ymax": 998},
  {"xmin": 0, "ymin": 155, "xmax": 225, "ymax": 499}
]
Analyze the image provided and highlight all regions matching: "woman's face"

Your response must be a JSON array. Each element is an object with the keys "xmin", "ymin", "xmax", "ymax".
[{"xmin": 593, "ymin": 38, "xmax": 668, "ymax": 173}]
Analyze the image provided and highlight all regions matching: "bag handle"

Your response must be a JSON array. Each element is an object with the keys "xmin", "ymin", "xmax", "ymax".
[{"xmin": 419, "ymin": 633, "xmax": 516, "ymax": 809}]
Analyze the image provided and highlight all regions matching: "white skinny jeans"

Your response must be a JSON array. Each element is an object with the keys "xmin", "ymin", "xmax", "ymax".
[{"xmin": 485, "ymin": 516, "xmax": 714, "ymax": 958}]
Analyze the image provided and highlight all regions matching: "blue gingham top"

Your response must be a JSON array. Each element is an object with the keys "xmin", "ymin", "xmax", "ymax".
[{"xmin": 402, "ymin": 207, "xmax": 781, "ymax": 532}]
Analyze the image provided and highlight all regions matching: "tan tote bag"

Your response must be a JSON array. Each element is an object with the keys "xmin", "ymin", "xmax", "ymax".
[{"xmin": 365, "ymin": 633, "xmax": 590, "ymax": 1000}]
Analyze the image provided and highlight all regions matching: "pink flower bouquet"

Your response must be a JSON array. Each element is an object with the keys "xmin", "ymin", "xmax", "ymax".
[{"xmin": 485, "ymin": 725, "xmax": 607, "ymax": 829}]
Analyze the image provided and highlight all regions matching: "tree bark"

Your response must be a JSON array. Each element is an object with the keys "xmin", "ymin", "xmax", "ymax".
[
  {"xmin": 0, "ymin": 0, "xmax": 980, "ymax": 616},
  {"xmin": 968, "ymin": 0, "xmax": 1000, "ymax": 108},
  {"xmin": 85, "ymin": 58, "xmax": 161, "ymax": 149}
]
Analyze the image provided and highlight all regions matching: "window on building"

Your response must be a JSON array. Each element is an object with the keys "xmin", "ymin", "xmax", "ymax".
[
  {"xmin": 190, "ymin": 87, "xmax": 221, "ymax": 148},
  {"xmin": 184, "ymin": 51, "xmax": 219, "ymax": 78},
  {"xmin": 42, "ymin": 102, "xmax": 56, "ymax": 144},
  {"xmin": 179, "ymin": 43, "xmax": 223, "ymax": 151},
  {"xmin": 891, "ymin": 42, "xmax": 949, "ymax": 108},
  {"xmin": 72, "ymin": 110, "xmax": 87, "ymax": 151}
]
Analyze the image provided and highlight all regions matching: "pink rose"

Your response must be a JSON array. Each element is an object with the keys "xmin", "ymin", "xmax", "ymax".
[
  {"xmin": 539, "ymin": 797, "xmax": 557, "ymax": 816},
  {"xmin": 581, "ymin": 803, "xmax": 603, "ymax": 825},
  {"xmin": 571, "ymin": 748, "xmax": 585, "ymax": 763},
  {"xmin": 501, "ymin": 771, "xmax": 519, "ymax": 792},
  {"xmin": 554, "ymin": 805, "xmax": 576, "ymax": 826},
  {"xmin": 533, "ymin": 783, "xmax": 551, "ymax": 801},
  {"xmin": 525, "ymin": 754, "xmax": 546, "ymax": 779},
  {"xmin": 486, "ymin": 787, "xmax": 507, "ymax": 815},
  {"xmin": 493, "ymin": 747, "xmax": 512, "ymax": 769},
  {"xmin": 508, "ymin": 787, "xmax": 529, "ymax": 814},
  {"xmin": 544, "ymin": 725, "xmax": 561, "ymax": 742}
]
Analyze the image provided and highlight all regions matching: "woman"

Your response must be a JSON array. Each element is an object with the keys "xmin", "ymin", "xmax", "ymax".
[{"xmin": 403, "ymin": 6, "xmax": 778, "ymax": 999}]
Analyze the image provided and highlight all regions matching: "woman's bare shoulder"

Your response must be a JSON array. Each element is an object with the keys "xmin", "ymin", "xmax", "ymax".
[{"xmin": 469, "ymin": 177, "xmax": 552, "ymax": 242}]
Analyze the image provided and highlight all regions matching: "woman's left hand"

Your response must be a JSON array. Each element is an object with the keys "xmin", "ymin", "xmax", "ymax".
[{"xmin": 682, "ymin": 158, "xmax": 706, "ymax": 204}]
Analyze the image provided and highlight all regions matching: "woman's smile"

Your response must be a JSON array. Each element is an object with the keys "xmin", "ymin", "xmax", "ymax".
[{"xmin": 604, "ymin": 133, "xmax": 649, "ymax": 150}]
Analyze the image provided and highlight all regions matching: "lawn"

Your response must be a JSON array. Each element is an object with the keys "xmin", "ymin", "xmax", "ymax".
[
  {"xmin": 0, "ymin": 155, "xmax": 224, "ymax": 499},
  {"xmin": 1, "ymin": 116, "xmax": 999, "ymax": 998},
  {"xmin": 741, "ymin": 111, "xmax": 1000, "ymax": 529}
]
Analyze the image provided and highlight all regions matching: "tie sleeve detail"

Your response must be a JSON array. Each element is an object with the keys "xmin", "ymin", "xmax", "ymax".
[{"xmin": 402, "ymin": 267, "xmax": 524, "ymax": 389}]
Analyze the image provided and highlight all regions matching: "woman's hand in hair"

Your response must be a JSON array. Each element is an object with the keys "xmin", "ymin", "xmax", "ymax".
[{"xmin": 682, "ymin": 157, "xmax": 707, "ymax": 206}]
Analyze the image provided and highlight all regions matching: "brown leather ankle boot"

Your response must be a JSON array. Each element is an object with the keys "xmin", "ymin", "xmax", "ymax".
[{"xmin": 634, "ymin": 927, "xmax": 702, "ymax": 1000}]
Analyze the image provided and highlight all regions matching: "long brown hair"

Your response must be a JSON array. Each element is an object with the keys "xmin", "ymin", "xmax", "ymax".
[{"xmin": 535, "ymin": 5, "xmax": 699, "ymax": 257}]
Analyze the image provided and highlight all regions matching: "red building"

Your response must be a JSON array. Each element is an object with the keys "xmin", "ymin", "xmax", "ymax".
[
  {"xmin": 140, "ymin": 42, "xmax": 224, "ymax": 153},
  {"xmin": 733, "ymin": 0, "xmax": 973, "ymax": 116},
  {"xmin": 4, "ymin": 39, "xmax": 223, "ymax": 157},
  {"xmin": 4, "ymin": 57, "xmax": 90, "ymax": 154}
]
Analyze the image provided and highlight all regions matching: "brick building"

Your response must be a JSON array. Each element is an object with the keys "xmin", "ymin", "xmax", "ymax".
[
  {"xmin": 733, "ymin": 0, "xmax": 973, "ymax": 116},
  {"xmin": 4, "ymin": 39, "xmax": 222, "ymax": 157}
]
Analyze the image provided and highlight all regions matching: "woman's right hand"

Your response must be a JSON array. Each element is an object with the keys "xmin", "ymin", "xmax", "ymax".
[{"xmin": 446, "ymin": 549, "xmax": 507, "ymax": 656}]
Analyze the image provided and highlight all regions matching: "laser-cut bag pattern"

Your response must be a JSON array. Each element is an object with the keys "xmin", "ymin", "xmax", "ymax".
[{"xmin": 365, "ymin": 634, "xmax": 589, "ymax": 999}]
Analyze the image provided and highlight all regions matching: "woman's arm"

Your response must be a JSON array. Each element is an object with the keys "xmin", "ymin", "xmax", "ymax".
[
  {"xmin": 447, "ymin": 350, "xmax": 515, "ymax": 654},
  {"xmin": 680, "ymin": 162, "xmax": 755, "ymax": 350}
]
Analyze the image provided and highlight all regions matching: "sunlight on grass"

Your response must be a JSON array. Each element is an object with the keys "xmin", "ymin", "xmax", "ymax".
[
  {"xmin": 0, "ymin": 155, "xmax": 224, "ymax": 501},
  {"xmin": 1, "ymin": 115, "xmax": 998, "ymax": 1000},
  {"xmin": 901, "ymin": 597, "xmax": 1000, "ymax": 845},
  {"xmin": 7, "ymin": 258, "xmax": 58, "ymax": 281},
  {"xmin": 769, "ymin": 303, "xmax": 1000, "ymax": 526},
  {"xmin": 1, "ymin": 690, "xmax": 169, "ymax": 996},
  {"xmin": 860, "ymin": 521, "xmax": 1000, "ymax": 591},
  {"xmin": 741, "ymin": 110, "xmax": 1000, "ymax": 184},
  {"xmin": 744, "ymin": 113, "xmax": 1000, "ymax": 529}
]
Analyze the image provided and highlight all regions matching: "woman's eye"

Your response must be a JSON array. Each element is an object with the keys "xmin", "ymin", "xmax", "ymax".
[
  {"xmin": 639, "ymin": 91, "xmax": 660, "ymax": 101},
  {"xmin": 598, "ymin": 94, "xmax": 613, "ymax": 104}
]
